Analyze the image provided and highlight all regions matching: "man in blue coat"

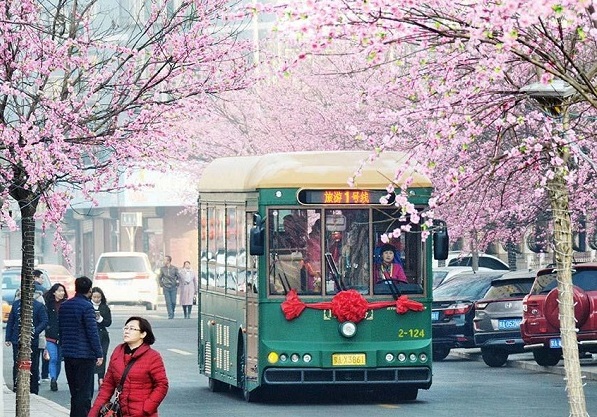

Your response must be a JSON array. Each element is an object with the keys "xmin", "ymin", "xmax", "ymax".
[
  {"xmin": 4, "ymin": 289, "xmax": 48, "ymax": 394},
  {"xmin": 59, "ymin": 276, "xmax": 103, "ymax": 417}
]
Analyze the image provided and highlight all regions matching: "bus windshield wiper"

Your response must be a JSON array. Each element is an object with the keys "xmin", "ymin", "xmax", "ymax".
[{"xmin": 325, "ymin": 253, "xmax": 346, "ymax": 292}]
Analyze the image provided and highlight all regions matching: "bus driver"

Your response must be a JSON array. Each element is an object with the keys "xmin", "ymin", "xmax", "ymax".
[{"xmin": 374, "ymin": 243, "xmax": 407, "ymax": 284}]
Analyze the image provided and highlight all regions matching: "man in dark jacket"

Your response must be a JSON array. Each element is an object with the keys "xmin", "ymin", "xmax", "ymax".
[
  {"xmin": 158, "ymin": 255, "xmax": 181, "ymax": 319},
  {"xmin": 59, "ymin": 276, "xmax": 103, "ymax": 417},
  {"xmin": 4, "ymin": 289, "xmax": 48, "ymax": 394}
]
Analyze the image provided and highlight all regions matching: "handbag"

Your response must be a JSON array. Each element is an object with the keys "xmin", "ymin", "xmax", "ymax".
[{"xmin": 99, "ymin": 358, "xmax": 137, "ymax": 417}]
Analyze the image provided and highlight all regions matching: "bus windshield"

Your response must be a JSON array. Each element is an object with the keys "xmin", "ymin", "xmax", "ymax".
[{"xmin": 267, "ymin": 207, "xmax": 425, "ymax": 296}]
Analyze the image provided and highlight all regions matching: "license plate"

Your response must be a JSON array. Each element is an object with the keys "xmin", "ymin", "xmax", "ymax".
[
  {"xmin": 332, "ymin": 353, "xmax": 366, "ymax": 366},
  {"xmin": 550, "ymin": 338, "xmax": 562, "ymax": 348},
  {"xmin": 498, "ymin": 318, "xmax": 522, "ymax": 330},
  {"xmin": 431, "ymin": 311, "xmax": 439, "ymax": 321},
  {"xmin": 116, "ymin": 280, "xmax": 131, "ymax": 286}
]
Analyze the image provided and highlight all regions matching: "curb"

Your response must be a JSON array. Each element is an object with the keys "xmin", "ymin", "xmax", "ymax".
[{"xmin": 450, "ymin": 349, "xmax": 597, "ymax": 381}]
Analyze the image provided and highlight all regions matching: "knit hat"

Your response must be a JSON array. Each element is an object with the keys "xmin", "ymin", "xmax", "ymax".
[{"xmin": 380, "ymin": 243, "xmax": 396, "ymax": 254}]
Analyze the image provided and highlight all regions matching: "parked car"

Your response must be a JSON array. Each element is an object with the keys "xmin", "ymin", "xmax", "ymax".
[
  {"xmin": 37, "ymin": 263, "xmax": 76, "ymax": 297},
  {"xmin": 521, "ymin": 263, "xmax": 597, "ymax": 366},
  {"xmin": 473, "ymin": 270, "xmax": 537, "ymax": 367},
  {"xmin": 447, "ymin": 252, "xmax": 510, "ymax": 270},
  {"xmin": 2, "ymin": 268, "xmax": 52, "ymax": 322},
  {"xmin": 93, "ymin": 252, "xmax": 158, "ymax": 310},
  {"xmin": 431, "ymin": 270, "xmax": 508, "ymax": 361},
  {"xmin": 433, "ymin": 266, "xmax": 492, "ymax": 289}
]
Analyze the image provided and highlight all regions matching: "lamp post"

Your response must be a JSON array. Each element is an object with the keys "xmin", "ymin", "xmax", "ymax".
[{"xmin": 520, "ymin": 79, "xmax": 588, "ymax": 417}]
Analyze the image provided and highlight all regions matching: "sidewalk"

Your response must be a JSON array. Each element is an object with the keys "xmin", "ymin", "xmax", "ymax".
[{"xmin": 3, "ymin": 384, "xmax": 69, "ymax": 416}]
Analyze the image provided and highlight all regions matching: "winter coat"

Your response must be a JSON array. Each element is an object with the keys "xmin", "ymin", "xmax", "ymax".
[
  {"xmin": 58, "ymin": 293, "xmax": 103, "ymax": 360},
  {"xmin": 178, "ymin": 268, "xmax": 197, "ymax": 306},
  {"xmin": 5, "ymin": 298, "xmax": 48, "ymax": 346},
  {"xmin": 94, "ymin": 302, "xmax": 112, "ymax": 344},
  {"xmin": 44, "ymin": 298, "xmax": 63, "ymax": 342},
  {"xmin": 158, "ymin": 265, "xmax": 180, "ymax": 289},
  {"xmin": 89, "ymin": 343, "xmax": 169, "ymax": 417}
]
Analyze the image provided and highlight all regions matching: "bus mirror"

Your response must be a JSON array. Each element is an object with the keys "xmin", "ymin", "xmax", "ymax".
[
  {"xmin": 250, "ymin": 214, "xmax": 265, "ymax": 256},
  {"xmin": 433, "ymin": 221, "xmax": 449, "ymax": 260}
]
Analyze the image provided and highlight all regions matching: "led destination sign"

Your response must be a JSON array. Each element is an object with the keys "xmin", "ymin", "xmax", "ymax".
[{"xmin": 297, "ymin": 189, "xmax": 389, "ymax": 205}]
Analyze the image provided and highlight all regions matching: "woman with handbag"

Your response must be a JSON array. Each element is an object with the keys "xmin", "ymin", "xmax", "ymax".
[{"xmin": 88, "ymin": 316, "xmax": 169, "ymax": 417}]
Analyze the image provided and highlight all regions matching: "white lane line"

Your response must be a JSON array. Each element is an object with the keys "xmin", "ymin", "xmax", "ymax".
[{"xmin": 168, "ymin": 349, "xmax": 193, "ymax": 356}]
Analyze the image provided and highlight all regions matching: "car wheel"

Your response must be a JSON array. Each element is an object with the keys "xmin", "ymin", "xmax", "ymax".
[
  {"xmin": 544, "ymin": 286, "xmax": 590, "ymax": 329},
  {"xmin": 533, "ymin": 348, "xmax": 561, "ymax": 366},
  {"xmin": 481, "ymin": 348, "xmax": 508, "ymax": 367},
  {"xmin": 433, "ymin": 346, "xmax": 450, "ymax": 361}
]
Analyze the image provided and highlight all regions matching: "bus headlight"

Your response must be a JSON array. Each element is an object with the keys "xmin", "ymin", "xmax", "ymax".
[
  {"xmin": 339, "ymin": 321, "xmax": 357, "ymax": 338},
  {"xmin": 385, "ymin": 353, "xmax": 395, "ymax": 362},
  {"xmin": 397, "ymin": 353, "xmax": 407, "ymax": 362},
  {"xmin": 303, "ymin": 354, "xmax": 312, "ymax": 363},
  {"xmin": 290, "ymin": 353, "xmax": 300, "ymax": 363},
  {"xmin": 267, "ymin": 352, "xmax": 279, "ymax": 364}
]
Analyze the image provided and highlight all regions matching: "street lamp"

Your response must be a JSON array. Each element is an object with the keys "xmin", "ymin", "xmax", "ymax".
[{"xmin": 519, "ymin": 79, "xmax": 575, "ymax": 117}]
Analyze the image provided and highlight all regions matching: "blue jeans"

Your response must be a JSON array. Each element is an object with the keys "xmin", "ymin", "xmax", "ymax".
[
  {"xmin": 46, "ymin": 341, "xmax": 62, "ymax": 380},
  {"xmin": 163, "ymin": 286, "xmax": 178, "ymax": 319}
]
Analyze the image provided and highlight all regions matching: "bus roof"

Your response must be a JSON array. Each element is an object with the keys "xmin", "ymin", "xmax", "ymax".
[{"xmin": 197, "ymin": 151, "xmax": 431, "ymax": 192}]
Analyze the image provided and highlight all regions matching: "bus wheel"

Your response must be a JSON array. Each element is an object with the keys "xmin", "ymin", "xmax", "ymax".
[
  {"xmin": 396, "ymin": 387, "xmax": 418, "ymax": 401},
  {"xmin": 243, "ymin": 387, "xmax": 261, "ymax": 403},
  {"xmin": 208, "ymin": 377, "xmax": 228, "ymax": 392},
  {"xmin": 433, "ymin": 346, "xmax": 450, "ymax": 361}
]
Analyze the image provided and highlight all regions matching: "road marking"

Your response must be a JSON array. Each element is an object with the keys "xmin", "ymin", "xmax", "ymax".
[
  {"xmin": 378, "ymin": 404, "xmax": 401, "ymax": 409},
  {"xmin": 168, "ymin": 349, "xmax": 192, "ymax": 356}
]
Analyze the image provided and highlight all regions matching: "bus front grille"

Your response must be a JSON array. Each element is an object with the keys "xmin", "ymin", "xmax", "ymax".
[{"xmin": 263, "ymin": 367, "xmax": 431, "ymax": 385}]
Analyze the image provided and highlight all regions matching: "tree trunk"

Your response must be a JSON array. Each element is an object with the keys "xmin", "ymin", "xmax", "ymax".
[
  {"xmin": 15, "ymin": 208, "xmax": 38, "ymax": 417},
  {"xmin": 547, "ymin": 172, "xmax": 588, "ymax": 417}
]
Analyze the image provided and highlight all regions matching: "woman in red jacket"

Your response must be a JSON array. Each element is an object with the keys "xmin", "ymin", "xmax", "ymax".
[{"xmin": 89, "ymin": 316, "xmax": 169, "ymax": 417}]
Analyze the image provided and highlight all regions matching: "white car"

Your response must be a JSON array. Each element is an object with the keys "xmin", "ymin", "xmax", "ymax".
[{"xmin": 93, "ymin": 252, "xmax": 158, "ymax": 310}]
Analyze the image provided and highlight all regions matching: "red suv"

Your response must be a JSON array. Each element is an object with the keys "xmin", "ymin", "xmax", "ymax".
[{"xmin": 521, "ymin": 264, "xmax": 597, "ymax": 366}]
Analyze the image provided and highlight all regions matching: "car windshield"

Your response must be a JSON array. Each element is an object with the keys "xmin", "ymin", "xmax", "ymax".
[
  {"xmin": 484, "ymin": 279, "xmax": 534, "ymax": 299},
  {"xmin": 433, "ymin": 271, "xmax": 449, "ymax": 288},
  {"xmin": 2, "ymin": 272, "xmax": 21, "ymax": 289},
  {"xmin": 531, "ymin": 269, "xmax": 597, "ymax": 294},
  {"xmin": 96, "ymin": 257, "xmax": 147, "ymax": 273},
  {"xmin": 434, "ymin": 274, "xmax": 498, "ymax": 299}
]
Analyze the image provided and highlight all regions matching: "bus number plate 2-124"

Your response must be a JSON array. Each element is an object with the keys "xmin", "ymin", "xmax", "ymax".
[{"xmin": 332, "ymin": 353, "xmax": 366, "ymax": 366}]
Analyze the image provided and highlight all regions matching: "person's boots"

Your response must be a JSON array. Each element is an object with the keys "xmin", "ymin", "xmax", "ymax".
[{"xmin": 50, "ymin": 379, "xmax": 58, "ymax": 391}]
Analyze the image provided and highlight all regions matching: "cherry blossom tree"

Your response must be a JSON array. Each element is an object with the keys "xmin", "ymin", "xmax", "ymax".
[
  {"xmin": 193, "ymin": 49, "xmax": 392, "ymax": 157},
  {"xmin": 271, "ymin": 1, "xmax": 597, "ymax": 415},
  {"xmin": 1, "ymin": 1, "xmax": 253, "ymax": 415}
]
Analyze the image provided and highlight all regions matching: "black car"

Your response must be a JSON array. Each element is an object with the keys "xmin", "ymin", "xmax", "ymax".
[
  {"xmin": 431, "ymin": 270, "xmax": 507, "ymax": 361},
  {"xmin": 473, "ymin": 270, "xmax": 536, "ymax": 367}
]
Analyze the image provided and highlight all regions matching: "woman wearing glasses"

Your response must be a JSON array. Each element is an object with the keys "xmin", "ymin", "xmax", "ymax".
[{"xmin": 89, "ymin": 316, "xmax": 169, "ymax": 417}]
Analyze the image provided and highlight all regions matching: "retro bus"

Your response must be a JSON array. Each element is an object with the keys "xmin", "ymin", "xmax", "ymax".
[{"xmin": 197, "ymin": 151, "xmax": 448, "ymax": 401}]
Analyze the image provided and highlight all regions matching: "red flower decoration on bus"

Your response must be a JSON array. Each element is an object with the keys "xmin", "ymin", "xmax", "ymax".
[
  {"xmin": 281, "ymin": 289, "xmax": 424, "ymax": 322},
  {"xmin": 330, "ymin": 290, "xmax": 369, "ymax": 323},
  {"xmin": 281, "ymin": 289, "xmax": 307, "ymax": 320}
]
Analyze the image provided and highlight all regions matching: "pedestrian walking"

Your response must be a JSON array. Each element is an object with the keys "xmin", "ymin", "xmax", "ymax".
[
  {"xmin": 179, "ymin": 261, "xmax": 197, "ymax": 319},
  {"xmin": 88, "ymin": 316, "xmax": 169, "ymax": 417},
  {"xmin": 43, "ymin": 283, "xmax": 68, "ymax": 392},
  {"xmin": 158, "ymin": 256, "xmax": 181, "ymax": 319},
  {"xmin": 59, "ymin": 276, "xmax": 103, "ymax": 417},
  {"xmin": 91, "ymin": 286, "xmax": 112, "ymax": 388},
  {"xmin": 4, "ymin": 289, "xmax": 48, "ymax": 394}
]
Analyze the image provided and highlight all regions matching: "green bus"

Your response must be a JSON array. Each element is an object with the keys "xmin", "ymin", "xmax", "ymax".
[{"xmin": 197, "ymin": 151, "xmax": 447, "ymax": 401}]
